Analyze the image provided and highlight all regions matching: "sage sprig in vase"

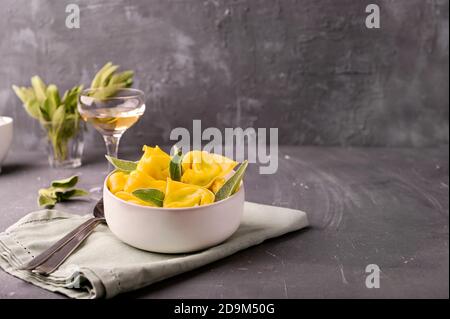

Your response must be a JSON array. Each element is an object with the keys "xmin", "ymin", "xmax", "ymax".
[
  {"xmin": 12, "ymin": 62, "xmax": 135, "ymax": 168},
  {"xmin": 13, "ymin": 77, "xmax": 84, "ymax": 168}
]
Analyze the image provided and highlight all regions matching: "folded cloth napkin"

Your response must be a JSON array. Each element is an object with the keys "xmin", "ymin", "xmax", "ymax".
[{"xmin": 0, "ymin": 202, "xmax": 308, "ymax": 299}]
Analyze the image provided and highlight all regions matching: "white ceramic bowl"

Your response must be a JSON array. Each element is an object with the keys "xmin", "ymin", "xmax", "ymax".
[
  {"xmin": 0, "ymin": 117, "xmax": 13, "ymax": 173},
  {"xmin": 103, "ymin": 175, "xmax": 245, "ymax": 253}
]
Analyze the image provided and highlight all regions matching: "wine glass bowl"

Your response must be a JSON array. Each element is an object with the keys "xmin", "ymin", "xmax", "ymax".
[{"xmin": 78, "ymin": 88, "xmax": 145, "ymax": 160}]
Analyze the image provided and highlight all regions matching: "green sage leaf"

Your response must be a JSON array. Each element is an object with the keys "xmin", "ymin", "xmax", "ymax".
[
  {"xmin": 215, "ymin": 160, "xmax": 248, "ymax": 202},
  {"xmin": 62, "ymin": 85, "xmax": 83, "ymax": 114},
  {"xmin": 38, "ymin": 194, "xmax": 57, "ymax": 208},
  {"xmin": 89, "ymin": 63, "xmax": 134, "ymax": 98},
  {"xmin": 90, "ymin": 62, "xmax": 113, "ymax": 88},
  {"xmin": 132, "ymin": 188, "xmax": 164, "ymax": 207},
  {"xmin": 46, "ymin": 84, "xmax": 60, "ymax": 117},
  {"xmin": 38, "ymin": 175, "xmax": 88, "ymax": 208},
  {"xmin": 169, "ymin": 146, "xmax": 183, "ymax": 181},
  {"xmin": 39, "ymin": 99, "xmax": 53, "ymax": 122},
  {"xmin": 109, "ymin": 70, "xmax": 134, "ymax": 86},
  {"xmin": 31, "ymin": 75, "xmax": 47, "ymax": 101},
  {"xmin": 12, "ymin": 85, "xmax": 34, "ymax": 104},
  {"xmin": 100, "ymin": 64, "xmax": 119, "ymax": 87},
  {"xmin": 51, "ymin": 175, "xmax": 79, "ymax": 188},
  {"xmin": 23, "ymin": 99, "xmax": 41, "ymax": 120},
  {"xmin": 105, "ymin": 155, "xmax": 138, "ymax": 172},
  {"xmin": 56, "ymin": 188, "xmax": 89, "ymax": 201},
  {"xmin": 51, "ymin": 105, "xmax": 65, "ymax": 133}
]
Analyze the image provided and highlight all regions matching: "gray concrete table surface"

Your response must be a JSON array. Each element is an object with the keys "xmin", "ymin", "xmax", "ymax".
[{"xmin": 0, "ymin": 146, "xmax": 448, "ymax": 299}]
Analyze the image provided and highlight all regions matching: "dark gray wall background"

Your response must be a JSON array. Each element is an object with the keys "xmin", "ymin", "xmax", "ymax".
[{"xmin": 0, "ymin": 0, "xmax": 448, "ymax": 150}]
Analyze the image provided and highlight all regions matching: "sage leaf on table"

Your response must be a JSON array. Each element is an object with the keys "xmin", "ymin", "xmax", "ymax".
[
  {"xmin": 38, "ymin": 194, "xmax": 57, "ymax": 208},
  {"xmin": 215, "ymin": 160, "xmax": 248, "ymax": 202},
  {"xmin": 105, "ymin": 155, "xmax": 138, "ymax": 172},
  {"xmin": 37, "ymin": 175, "xmax": 89, "ymax": 209},
  {"xmin": 51, "ymin": 175, "xmax": 79, "ymax": 188},
  {"xmin": 132, "ymin": 188, "xmax": 165, "ymax": 207},
  {"xmin": 55, "ymin": 189, "xmax": 89, "ymax": 201},
  {"xmin": 169, "ymin": 146, "xmax": 183, "ymax": 181}
]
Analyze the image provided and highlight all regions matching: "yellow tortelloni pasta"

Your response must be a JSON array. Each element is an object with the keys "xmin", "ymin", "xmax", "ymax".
[
  {"xmin": 107, "ymin": 171, "xmax": 129, "ymax": 194},
  {"xmin": 107, "ymin": 171, "xmax": 162, "ymax": 206},
  {"xmin": 108, "ymin": 169, "xmax": 167, "ymax": 207},
  {"xmin": 210, "ymin": 177, "xmax": 226, "ymax": 194},
  {"xmin": 114, "ymin": 191, "xmax": 159, "ymax": 207},
  {"xmin": 136, "ymin": 145, "xmax": 171, "ymax": 180},
  {"xmin": 123, "ymin": 169, "xmax": 167, "ymax": 193},
  {"xmin": 163, "ymin": 179, "xmax": 215, "ymax": 208},
  {"xmin": 181, "ymin": 151, "xmax": 237, "ymax": 191}
]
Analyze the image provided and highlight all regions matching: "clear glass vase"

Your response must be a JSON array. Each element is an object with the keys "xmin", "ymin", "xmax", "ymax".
[{"xmin": 41, "ymin": 120, "xmax": 84, "ymax": 168}]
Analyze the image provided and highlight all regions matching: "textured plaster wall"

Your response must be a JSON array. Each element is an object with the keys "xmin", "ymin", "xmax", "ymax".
[{"xmin": 0, "ymin": 0, "xmax": 448, "ymax": 150}]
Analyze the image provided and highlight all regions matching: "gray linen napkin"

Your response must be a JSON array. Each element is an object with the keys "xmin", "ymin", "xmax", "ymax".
[{"xmin": 0, "ymin": 202, "xmax": 308, "ymax": 299}]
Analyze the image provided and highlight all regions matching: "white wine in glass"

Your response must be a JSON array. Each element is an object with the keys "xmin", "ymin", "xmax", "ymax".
[{"xmin": 78, "ymin": 88, "xmax": 145, "ymax": 163}]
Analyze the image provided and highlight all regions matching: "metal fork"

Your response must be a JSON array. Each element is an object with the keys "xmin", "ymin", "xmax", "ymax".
[{"xmin": 20, "ymin": 199, "xmax": 105, "ymax": 275}]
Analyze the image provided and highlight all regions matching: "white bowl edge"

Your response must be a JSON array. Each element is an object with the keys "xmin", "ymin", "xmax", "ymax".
[{"xmin": 102, "ymin": 173, "xmax": 245, "ymax": 253}]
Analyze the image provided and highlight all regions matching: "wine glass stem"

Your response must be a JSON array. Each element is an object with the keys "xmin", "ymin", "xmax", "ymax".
[{"xmin": 103, "ymin": 134, "xmax": 121, "ymax": 170}]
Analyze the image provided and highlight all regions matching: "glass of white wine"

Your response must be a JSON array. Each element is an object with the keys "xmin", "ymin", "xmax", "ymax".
[{"xmin": 78, "ymin": 88, "xmax": 145, "ymax": 163}]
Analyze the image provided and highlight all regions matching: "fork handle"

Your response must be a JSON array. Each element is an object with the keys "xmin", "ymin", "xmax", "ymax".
[
  {"xmin": 19, "ymin": 217, "xmax": 100, "ymax": 270},
  {"xmin": 33, "ymin": 218, "xmax": 105, "ymax": 276}
]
